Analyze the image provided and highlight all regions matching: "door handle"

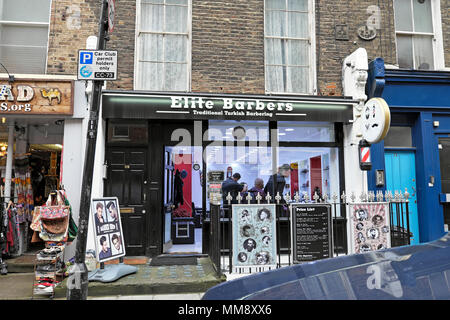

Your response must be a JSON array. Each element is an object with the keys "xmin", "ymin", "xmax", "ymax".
[{"xmin": 412, "ymin": 186, "xmax": 416, "ymax": 197}]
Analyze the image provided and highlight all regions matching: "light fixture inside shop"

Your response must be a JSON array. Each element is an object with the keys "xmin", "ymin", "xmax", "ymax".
[{"xmin": 285, "ymin": 128, "xmax": 294, "ymax": 132}]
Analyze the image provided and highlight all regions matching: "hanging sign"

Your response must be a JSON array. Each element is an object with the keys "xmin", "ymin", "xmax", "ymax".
[
  {"xmin": 91, "ymin": 197, "xmax": 126, "ymax": 263},
  {"xmin": 362, "ymin": 97, "xmax": 391, "ymax": 144},
  {"xmin": 290, "ymin": 204, "xmax": 333, "ymax": 263},
  {"xmin": 349, "ymin": 202, "xmax": 391, "ymax": 254},
  {"xmin": 232, "ymin": 204, "xmax": 277, "ymax": 273}
]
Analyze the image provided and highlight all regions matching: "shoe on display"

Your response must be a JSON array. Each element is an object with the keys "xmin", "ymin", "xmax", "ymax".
[{"xmin": 36, "ymin": 264, "xmax": 56, "ymax": 272}]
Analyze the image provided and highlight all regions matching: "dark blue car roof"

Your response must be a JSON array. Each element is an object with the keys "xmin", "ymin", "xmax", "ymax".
[{"xmin": 202, "ymin": 232, "xmax": 450, "ymax": 300}]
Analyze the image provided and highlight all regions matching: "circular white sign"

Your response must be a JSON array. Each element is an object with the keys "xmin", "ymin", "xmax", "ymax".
[
  {"xmin": 108, "ymin": 0, "xmax": 115, "ymax": 33},
  {"xmin": 361, "ymin": 97, "xmax": 391, "ymax": 144}
]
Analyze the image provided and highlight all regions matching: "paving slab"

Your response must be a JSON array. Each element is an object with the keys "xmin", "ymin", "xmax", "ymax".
[{"xmin": 54, "ymin": 257, "xmax": 225, "ymax": 299}]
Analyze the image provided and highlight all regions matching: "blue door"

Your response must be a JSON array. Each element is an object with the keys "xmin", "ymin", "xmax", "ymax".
[{"xmin": 385, "ymin": 151, "xmax": 420, "ymax": 245}]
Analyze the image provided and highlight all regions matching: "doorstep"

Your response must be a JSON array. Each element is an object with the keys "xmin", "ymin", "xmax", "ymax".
[{"xmin": 54, "ymin": 256, "xmax": 226, "ymax": 299}]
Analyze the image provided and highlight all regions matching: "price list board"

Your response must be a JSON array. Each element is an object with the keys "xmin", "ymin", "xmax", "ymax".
[{"xmin": 291, "ymin": 204, "xmax": 333, "ymax": 263}]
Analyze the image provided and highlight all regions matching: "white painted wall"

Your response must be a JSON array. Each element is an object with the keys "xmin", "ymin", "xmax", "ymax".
[{"xmin": 342, "ymin": 48, "xmax": 369, "ymax": 254}]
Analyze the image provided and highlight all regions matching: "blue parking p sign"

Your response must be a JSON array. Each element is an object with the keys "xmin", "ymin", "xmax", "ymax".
[
  {"xmin": 80, "ymin": 51, "xmax": 93, "ymax": 64},
  {"xmin": 78, "ymin": 49, "xmax": 117, "ymax": 80}
]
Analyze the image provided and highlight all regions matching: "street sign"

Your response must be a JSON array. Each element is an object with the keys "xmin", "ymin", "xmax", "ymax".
[
  {"xmin": 107, "ymin": 0, "xmax": 115, "ymax": 33},
  {"xmin": 78, "ymin": 50, "xmax": 117, "ymax": 80}
]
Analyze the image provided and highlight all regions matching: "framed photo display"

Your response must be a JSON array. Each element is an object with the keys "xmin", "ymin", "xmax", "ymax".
[
  {"xmin": 91, "ymin": 197, "xmax": 126, "ymax": 263},
  {"xmin": 232, "ymin": 204, "xmax": 277, "ymax": 273},
  {"xmin": 349, "ymin": 202, "xmax": 391, "ymax": 254}
]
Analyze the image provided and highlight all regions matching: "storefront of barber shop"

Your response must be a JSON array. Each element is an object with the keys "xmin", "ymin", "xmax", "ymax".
[{"xmin": 99, "ymin": 91, "xmax": 356, "ymax": 262}]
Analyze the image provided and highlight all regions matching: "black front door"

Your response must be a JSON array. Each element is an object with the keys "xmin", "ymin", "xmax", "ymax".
[{"xmin": 105, "ymin": 147, "xmax": 148, "ymax": 256}]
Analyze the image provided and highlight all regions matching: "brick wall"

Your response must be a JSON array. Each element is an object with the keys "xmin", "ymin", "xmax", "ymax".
[
  {"xmin": 191, "ymin": 0, "xmax": 265, "ymax": 94},
  {"xmin": 46, "ymin": 0, "xmax": 98, "ymax": 75},
  {"xmin": 47, "ymin": 0, "xmax": 135, "ymax": 90},
  {"xmin": 315, "ymin": 1, "xmax": 397, "ymax": 96}
]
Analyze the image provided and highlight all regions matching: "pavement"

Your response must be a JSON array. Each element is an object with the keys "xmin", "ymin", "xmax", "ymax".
[{"xmin": 0, "ymin": 252, "xmax": 226, "ymax": 300}]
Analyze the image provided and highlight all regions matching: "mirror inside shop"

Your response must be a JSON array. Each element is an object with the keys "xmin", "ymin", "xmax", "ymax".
[{"xmin": 163, "ymin": 121, "xmax": 340, "ymax": 254}]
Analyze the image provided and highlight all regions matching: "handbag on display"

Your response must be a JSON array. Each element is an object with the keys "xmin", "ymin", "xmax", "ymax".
[
  {"xmin": 39, "ymin": 191, "xmax": 70, "ymax": 242},
  {"xmin": 30, "ymin": 207, "xmax": 42, "ymax": 232},
  {"xmin": 40, "ymin": 191, "xmax": 70, "ymax": 220}
]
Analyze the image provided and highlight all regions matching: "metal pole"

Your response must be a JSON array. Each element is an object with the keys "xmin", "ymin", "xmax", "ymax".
[
  {"xmin": 67, "ymin": 0, "xmax": 109, "ymax": 300},
  {"xmin": 4, "ymin": 122, "xmax": 14, "ymax": 204}
]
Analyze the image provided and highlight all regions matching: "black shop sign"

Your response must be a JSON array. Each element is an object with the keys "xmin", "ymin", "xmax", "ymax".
[{"xmin": 291, "ymin": 204, "xmax": 332, "ymax": 263}]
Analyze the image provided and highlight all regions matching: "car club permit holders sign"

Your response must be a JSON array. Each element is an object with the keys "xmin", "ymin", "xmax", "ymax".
[
  {"xmin": 88, "ymin": 197, "xmax": 137, "ymax": 282},
  {"xmin": 232, "ymin": 204, "xmax": 277, "ymax": 273},
  {"xmin": 349, "ymin": 202, "xmax": 391, "ymax": 254},
  {"xmin": 290, "ymin": 204, "xmax": 333, "ymax": 263}
]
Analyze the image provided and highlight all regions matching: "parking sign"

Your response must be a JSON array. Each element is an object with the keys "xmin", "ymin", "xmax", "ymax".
[{"xmin": 78, "ymin": 50, "xmax": 117, "ymax": 80}]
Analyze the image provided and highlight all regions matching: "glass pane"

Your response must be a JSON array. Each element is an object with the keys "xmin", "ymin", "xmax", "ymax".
[
  {"xmin": 396, "ymin": 35, "xmax": 414, "ymax": 69},
  {"xmin": 394, "ymin": 0, "xmax": 413, "ymax": 32},
  {"xmin": 277, "ymin": 147, "xmax": 340, "ymax": 212},
  {"xmin": 0, "ymin": 45, "xmax": 46, "ymax": 74},
  {"xmin": 288, "ymin": 0, "xmax": 308, "ymax": 11},
  {"xmin": 413, "ymin": 0, "xmax": 433, "ymax": 33},
  {"xmin": 166, "ymin": 0, "xmax": 188, "ymax": 4},
  {"xmin": 287, "ymin": 66, "xmax": 309, "ymax": 93},
  {"xmin": 141, "ymin": 3, "xmax": 164, "ymax": 32},
  {"xmin": 206, "ymin": 146, "xmax": 273, "ymax": 207},
  {"xmin": 139, "ymin": 33, "xmax": 163, "ymax": 61},
  {"xmin": 287, "ymin": 12, "xmax": 308, "ymax": 38},
  {"xmin": 165, "ymin": 4, "xmax": 188, "ymax": 33},
  {"xmin": 265, "ymin": 10, "xmax": 286, "ymax": 37},
  {"xmin": 265, "ymin": 65, "xmax": 286, "ymax": 92},
  {"xmin": 265, "ymin": 0, "xmax": 286, "ymax": 10},
  {"xmin": 163, "ymin": 62, "xmax": 187, "ymax": 91},
  {"xmin": 137, "ymin": 61, "xmax": 163, "ymax": 90},
  {"xmin": 107, "ymin": 121, "xmax": 148, "ymax": 143},
  {"xmin": 413, "ymin": 35, "xmax": 434, "ymax": 70},
  {"xmin": 384, "ymin": 127, "xmax": 412, "ymax": 147},
  {"xmin": 0, "ymin": 24, "xmax": 48, "ymax": 46},
  {"xmin": 207, "ymin": 120, "xmax": 269, "ymax": 141},
  {"xmin": 278, "ymin": 122, "xmax": 335, "ymax": 142},
  {"xmin": 287, "ymin": 40, "xmax": 308, "ymax": 66},
  {"xmin": 164, "ymin": 35, "xmax": 187, "ymax": 62},
  {"xmin": 265, "ymin": 38, "xmax": 286, "ymax": 65},
  {"xmin": 0, "ymin": 0, "xmax": 50, "ymax": 23}
]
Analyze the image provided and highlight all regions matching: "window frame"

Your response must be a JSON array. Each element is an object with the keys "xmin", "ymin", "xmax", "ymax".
[
  {"xmin": 263, "ymin": 0, "xmax": 316, "ymax": 95},
  {"xmin": 134, "ymin": 0, "xmax": 192, "ymax": 91},
  {"xmin": 0, "ymin": 0, "xmax": 52, "ymax": 74},
  {"xmin": 393, "ymin": 0, "xmax": 445, "ymax": 70}
]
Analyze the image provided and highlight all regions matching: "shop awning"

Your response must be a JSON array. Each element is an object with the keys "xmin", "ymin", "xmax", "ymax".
[{"xmin": 101, "ymin": 91, "xmax": 356, "ymax": 122}]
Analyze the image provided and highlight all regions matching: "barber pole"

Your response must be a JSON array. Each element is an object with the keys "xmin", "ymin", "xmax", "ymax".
[{"xmin": 359, "ymin": 139, "xmax": 372, "ymax": 171}]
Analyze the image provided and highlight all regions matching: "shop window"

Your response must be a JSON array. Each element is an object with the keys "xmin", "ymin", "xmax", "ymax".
[
  {"xmin": 264, "ymin": 0, "xmax": 314, "ymax": 94},
  {"xmin": 207, "ymin": 120, "xmax": 269, "ymax": 142},
  {"xmin": 107, "ymin": 121, "xmax": 148, "ymax": 144},
  {"xmin": 136, "ymin": 0, "xmax": 190, "ymax": 91},
  {"xmin": 0, "ymin": 0, "xmax": 51, "ymax": 74},
  {"xmin": 277, "ymin": 121, "xmax": 335, "ymax": 142},
  {"xmin": 277, "ymin": 147, "xmax": 340, "ymax": 206},
  {"xmin": 393, "ymin": 0, "xmax": 444, "ymax": 70},
  {"xmin": 384, "ymin": 126, "xmax": 413, "ymax": 148}
]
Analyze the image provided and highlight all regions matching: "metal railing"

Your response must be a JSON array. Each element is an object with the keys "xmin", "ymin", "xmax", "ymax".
[{"xmin": 207, "ymin": 189, "xmax": 413, "ymax": 275}]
